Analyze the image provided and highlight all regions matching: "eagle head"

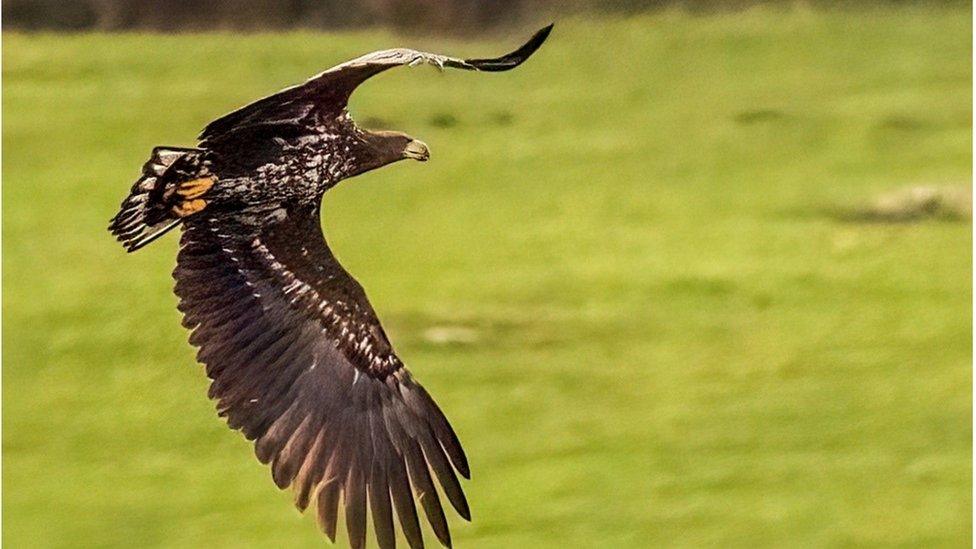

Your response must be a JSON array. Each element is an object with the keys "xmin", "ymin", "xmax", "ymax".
[{"xmin": 364, "ymin": 130, "xmax": 429, "ymax": 164}]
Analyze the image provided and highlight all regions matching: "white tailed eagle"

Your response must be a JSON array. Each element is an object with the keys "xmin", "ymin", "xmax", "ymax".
[{"xmin": 108, "ymin": 25, "xmax": 552, "ymax": 548}]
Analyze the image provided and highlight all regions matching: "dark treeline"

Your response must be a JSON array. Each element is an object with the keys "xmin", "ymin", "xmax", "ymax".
[
  {"xmin": 3, "ymin": 0, "xmax": 967, "ymax": 32},
  {"xmin": 6, "ymin": 0, "xmax": 529, "ymax": 31}
]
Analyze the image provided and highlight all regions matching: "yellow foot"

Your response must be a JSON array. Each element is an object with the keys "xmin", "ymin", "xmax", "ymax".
[
  {"xmin": 176, "ymin": 176, "xmax": 216, "ymax": 199},
  {"xmin": 172, "ymin": 198, "xmax": 208, "ymax": 217}
]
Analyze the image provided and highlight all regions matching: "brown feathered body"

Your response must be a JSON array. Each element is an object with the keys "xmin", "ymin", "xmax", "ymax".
[{"xmin": 107, "ymin": 24, "xmax": 553, "ymax": 549}]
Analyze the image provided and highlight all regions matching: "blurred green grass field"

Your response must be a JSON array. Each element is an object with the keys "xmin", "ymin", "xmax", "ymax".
[{"xmin": 3, "ymin": 6, "xmax": 972, "ymax": 548}]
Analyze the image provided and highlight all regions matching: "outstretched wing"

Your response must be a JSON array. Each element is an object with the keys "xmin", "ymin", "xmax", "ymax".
[
  {"xmin": 199, "ymin": 24, "xmax": 552, "ymax": 142},
  {"xmin": 175, "ymin": 206, "xmax": 469, "ymax": 549}
]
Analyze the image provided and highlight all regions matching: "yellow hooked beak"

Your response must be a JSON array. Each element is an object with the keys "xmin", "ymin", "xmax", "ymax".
[{"xmin": 403, "ymin": 139, "xmax": 430, "ymax": 162}]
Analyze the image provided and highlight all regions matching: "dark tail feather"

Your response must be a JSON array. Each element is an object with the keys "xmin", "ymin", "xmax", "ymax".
[{"xmin": 109, "ymin": 147, "xmax": 193, "ymax": 252}]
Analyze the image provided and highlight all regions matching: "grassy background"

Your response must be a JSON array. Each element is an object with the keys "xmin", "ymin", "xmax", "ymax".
[{"xmin": 3, "ymin": 6, "xmax": 972, "ymax": 547}]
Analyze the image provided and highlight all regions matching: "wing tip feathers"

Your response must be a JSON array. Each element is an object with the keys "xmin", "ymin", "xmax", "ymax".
[{"xmin": 463, "ymin": 22, "xmax": 554, "ymax": 71}]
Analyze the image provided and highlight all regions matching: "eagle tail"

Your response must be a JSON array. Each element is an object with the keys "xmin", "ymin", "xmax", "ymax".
[{"xmin": 109, "ymin": 146, "xmax": 207, "ymax": 252}]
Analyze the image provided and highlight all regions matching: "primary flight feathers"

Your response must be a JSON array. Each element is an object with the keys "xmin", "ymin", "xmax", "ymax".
[{"xmin": 109, "ymin": 25, "xmax": 551, "ymax": 549}]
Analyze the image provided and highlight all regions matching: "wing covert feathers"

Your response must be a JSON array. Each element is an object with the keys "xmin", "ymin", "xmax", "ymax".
[{"xmin": 174, "ymin": 209, "xmax": 469, "ymax": 548}]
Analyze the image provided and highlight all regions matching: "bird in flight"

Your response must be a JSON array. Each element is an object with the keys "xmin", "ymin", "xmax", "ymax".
[{"xmin": 108, "ymin": 25, "xmax": 552, "ymax": 549}]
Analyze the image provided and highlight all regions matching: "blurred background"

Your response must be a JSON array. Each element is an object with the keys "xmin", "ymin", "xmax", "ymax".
[
  {"xmin": 5, "ymin": 0, "xmax": 971, "ymax": 31},
  {"xmin": 3, "ymin": 0, "xmax": 972, "ymax": 547}
]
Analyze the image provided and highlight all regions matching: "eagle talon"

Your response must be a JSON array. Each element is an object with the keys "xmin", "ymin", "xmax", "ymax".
[
  {"xmin": 176, "ymin": 176, "xmax": 216, "ymax": 199},
  {"xmin": 171, "ymin": 198, "xmax": 207, "ymax": 217}
]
